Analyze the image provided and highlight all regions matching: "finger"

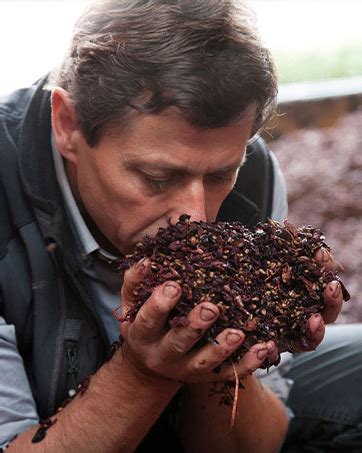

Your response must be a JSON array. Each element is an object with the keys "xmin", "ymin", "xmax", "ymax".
[
  {"xmin": 278, "ymin": 313, "xmax": 324, "ymax": 354},
  {"xmin": 263, "ymin": 340, "xmax": 279, "ymax": 367},
  {"xmin": 184, "ymin": 328, "xmax": 245, "ymax": 380},
  {"xmin": 314, "ymin": 247, "xmax": 341, "ymax": 272},
  {"xmin": 322, "ymin": 280, "xmax": 343, "ymax": 323},
  {"xmin": 161, "ymin": 302, "xmax": 219, "ymax": 358},
  {"xmin": 230, "ymin": 342, "xmax": 272, "ymax": 379},
  {"xmin": 304, "ymin": 313, "xmax": 325, "ymax": 350},
  {"xmin": 121, "ymin": 258, "xmax": 150, "ymax": 304},
  {"xmin": 127, "ymin": 281, "xmax": 181, "ymax": 344}
]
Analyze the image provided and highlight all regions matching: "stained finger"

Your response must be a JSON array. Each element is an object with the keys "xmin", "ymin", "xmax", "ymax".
[
  {"xmin": 262, "ymin": 340, "xmax": 279, "ymax": 367},
  {"xmin": 277, "ymin": 312, "xmax": 324, "ymax": 354},
  {"xmin": 121, "ymin": 258, "xmax": 150, "ymax": 305},
  {"xmin": 314, "ymin": 247, "xmax": 341, "ymax": 272},
  {"xmin": 161, "ymin": 302, "xmax": 219, "ymax": 358},
  {"xmin": 284, "ymin": 313, "xmax": 324, "ymax": 353},
  {"xmin": 128, "ymin": 281, "xmax": 181, "ymax": 344},
  {"xmin": 231, "ymin": 342, "xmax": 271, "ymax": 378},
  {"xmin": 184, "ymin": 328, "xmax": 245, "ymax": 380},
  {"xmin": 322, "ymin": 280, "xmax": 343, "ymax": 323},
  {"xmin": 304, "ymin": 313, "xmax": 325, "ymax": 350}
]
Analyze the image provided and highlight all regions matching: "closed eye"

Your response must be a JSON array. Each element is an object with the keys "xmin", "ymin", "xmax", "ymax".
[
  {"xmin": 205, "ymin": 170, "xmax": 239, "ymax": 186},
  {"xmin": 141, "ymin": 173, "xmax": 172, "ymax": 192}
]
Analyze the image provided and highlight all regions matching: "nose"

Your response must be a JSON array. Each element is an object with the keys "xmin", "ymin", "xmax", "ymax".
[{"xmin": 171, "ymin": 179, "xmax": 207, "ymax": 224}]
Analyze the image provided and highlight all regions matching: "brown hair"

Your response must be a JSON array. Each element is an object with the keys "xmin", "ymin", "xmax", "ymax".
[{"xmin": 49, "ymin": 0, "xmax": 277, "ymax": 146}]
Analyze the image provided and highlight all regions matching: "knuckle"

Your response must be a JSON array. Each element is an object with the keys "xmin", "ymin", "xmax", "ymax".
[
  {"xmin": 144, "ymin": 289, "xmax": 173, "ymax": 315},
  {"xmin": 136, "ymin": 309, "xmax": 157, "ymax": 330},
  {"xmin": 168, "ymin": 340, "xmax": 187, "ymax": 355},
  {"xmin": 152, "ymin": 289, "xmax": 175, "ymax": 314},
  {"xmin": 143, "ymin": 354, "xmax": 162, "ymax": 372},
  {"xmin": 185, "ymin": 326, "xmax": 203, "ymax": 341},
  {"xmin": 217, "ymin": 346, "xmax": 232, "ymax": 359},
  {"xmin": 155, "ymin": 301, "xmax": 172, "ymax": 315}
]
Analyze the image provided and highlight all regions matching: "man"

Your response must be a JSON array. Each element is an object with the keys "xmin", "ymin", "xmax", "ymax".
[{"xmin": 0, "ymin": 1, "xmax": 347, "ymax": 451}]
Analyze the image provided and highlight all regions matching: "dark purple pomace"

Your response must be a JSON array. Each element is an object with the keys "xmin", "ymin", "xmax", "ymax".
[{"xmin": 118, "ymin": 216, "xmax": 350, "ymax": 363}]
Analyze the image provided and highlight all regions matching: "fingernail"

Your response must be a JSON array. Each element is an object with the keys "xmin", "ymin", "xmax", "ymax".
[
  {"xmin": 226, "ymin": 332, "xmax": 243, "ymax": 346},
  {"xmin": 257, "ymin": 348, "xmax": 268, "ymax": 360},
  {"xmin": 163, "ymin": 283, "xmax": 179, "ymax": 298},
  {"xmin": 200, "ymin": 307, "xmax": 217, "ymax": 322},
  {"xmin": 321, "ymin": 249, "xmax": 331, "ymax": 263},
  {"xmin": 316, "ymin": 248, "xmax": 331, "ymax": 264},
  {"xmin": 136, "ymin": 257, "xmax": 148, "ymax": 273},
  {"xmin": 266, "ymin": 341, "xmax": 276, "ymax": 352},
  {"xmin": 329, "ymin": 281, "xmax": 341, "ymax": 299},
  {"xmin": 310, "ymin": 314, "xmax": 323, "ymax": 333}
]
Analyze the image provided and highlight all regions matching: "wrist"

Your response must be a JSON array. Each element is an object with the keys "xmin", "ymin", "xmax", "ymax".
[
  {"xmin": 112, "ymin": 345, "xmax": 183, "ymax": 396},
  {"xmin": 53, "ymin": 348, "xmax": 183, "ymax": 452}
]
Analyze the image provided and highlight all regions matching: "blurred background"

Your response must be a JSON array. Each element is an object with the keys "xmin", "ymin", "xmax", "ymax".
[{"xmin": 0, "ymin": 0, "xmax": 361, "ymax": 321}]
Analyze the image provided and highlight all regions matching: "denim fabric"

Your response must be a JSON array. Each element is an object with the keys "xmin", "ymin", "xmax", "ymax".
[
  {"xmin": 282, "ymin": 324, "xmax": 362, "ymax": 452},
  {"xmin": 0, "ymin": 318, "xmax": 38, "ymax": 449}
]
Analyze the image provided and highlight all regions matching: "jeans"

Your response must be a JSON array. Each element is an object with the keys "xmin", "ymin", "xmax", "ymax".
[{"xmin": 282, "ymin": 324, "xmax": 362, "ymax": 452}]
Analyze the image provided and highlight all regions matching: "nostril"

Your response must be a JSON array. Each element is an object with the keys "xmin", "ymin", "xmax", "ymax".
[
  {"xmin": 188, "ymin": 214, "xmax": 207, "ymax": 222},
  {"xmin": 172, "ymin": 212, "xmax": 206, "ymax": 224}
]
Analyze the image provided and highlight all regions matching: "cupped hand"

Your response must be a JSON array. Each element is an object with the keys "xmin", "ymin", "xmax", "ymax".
[
  {"xmin": 120, "ymin": 244, "xmax": 346, "ymax": 381},
  {"xmin": 120, "ymin": 259, "xmax": 276, "ymax": 383}
]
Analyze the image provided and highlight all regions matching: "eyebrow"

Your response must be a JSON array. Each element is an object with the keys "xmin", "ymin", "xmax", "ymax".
[{"xmin": 122, "ymin": 153, "xmax": 246, "ymax": 175}]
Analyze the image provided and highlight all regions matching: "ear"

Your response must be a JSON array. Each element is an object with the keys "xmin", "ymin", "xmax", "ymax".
[{"xmin": 51, "ymin": 87, "xmax": 79, "ymax": 164}]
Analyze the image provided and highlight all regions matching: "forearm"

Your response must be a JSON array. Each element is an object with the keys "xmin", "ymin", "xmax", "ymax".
[
  {"xmin": 7, "ymin": 348, "xmax": 181, "ymax": 453},
  {"xmin": 179, "ymin": 375, "xmax": 288, "ymax": 453}
]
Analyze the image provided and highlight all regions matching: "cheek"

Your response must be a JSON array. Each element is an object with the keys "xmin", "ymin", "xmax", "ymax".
[
  {"xmin": 76, "ymin": 158, "xmax": 130, "ymax": 210},
  {"xmin": 79, "ymin": 167, "xmax": 165, "ymax": 236}
]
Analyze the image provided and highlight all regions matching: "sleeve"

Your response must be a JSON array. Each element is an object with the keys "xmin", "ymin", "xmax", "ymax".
[
  {"xmin": 269, "ymin": 151, "xmax": 288, "ymax": 223},
  {"xmin": 0, "ymin": 316, "xmax": 38, "ymax": 449}
]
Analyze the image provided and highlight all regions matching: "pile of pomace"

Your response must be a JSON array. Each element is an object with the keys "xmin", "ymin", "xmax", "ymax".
[{"xmin": 119, "ymin": 215, "xmax": 350, "ymax": 361}]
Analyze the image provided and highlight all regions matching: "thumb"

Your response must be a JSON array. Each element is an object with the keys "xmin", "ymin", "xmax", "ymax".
[{"xmin": 121, "ymin": 257, "xmax": 150, "ymax": 306}]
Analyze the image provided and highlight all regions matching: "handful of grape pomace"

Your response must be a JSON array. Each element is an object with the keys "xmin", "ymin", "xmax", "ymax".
[{"xmin": 117, "ymin": 215, "xmax": 350, "ymax": 364}]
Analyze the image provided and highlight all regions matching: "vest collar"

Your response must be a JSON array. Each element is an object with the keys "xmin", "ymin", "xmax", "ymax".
[{"xmin": 18, "ymin": 77, "xmax": 83, "ymax": 272}]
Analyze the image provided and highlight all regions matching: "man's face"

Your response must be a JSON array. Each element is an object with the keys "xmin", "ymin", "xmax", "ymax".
[{"xmin": 63, "ymin": 109, "xmax": 254, "ymax": 255}]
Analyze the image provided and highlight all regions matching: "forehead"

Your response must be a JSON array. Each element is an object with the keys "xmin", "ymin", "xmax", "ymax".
[{"xmin": 107, "ymin": 108, "xmax": 255, "ymax": 170}]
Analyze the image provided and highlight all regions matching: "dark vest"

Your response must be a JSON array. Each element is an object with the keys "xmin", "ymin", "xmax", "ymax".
[{"xmin": 0, "ymin": 78, "xmax": 274, "ymax": 443}]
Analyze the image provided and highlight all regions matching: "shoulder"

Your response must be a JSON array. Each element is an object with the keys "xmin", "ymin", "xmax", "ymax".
[
  {"xmin": 0, "ymin": 84, "xmax": 37, "ymax": 119},
  {"xmin": 0, "ymin": 85, "xmax": 39, "ymax": 265},
  {"xmin": 0, "ymin": 83, "xmax": 40, "ymax": 152}
]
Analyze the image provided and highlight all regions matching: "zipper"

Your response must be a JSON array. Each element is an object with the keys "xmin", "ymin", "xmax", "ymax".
[
  {"xmin": 46, "ymin": 240, "xmax": 109, "ymax": 412},
  {"xmin": 66, "ymin": 342, "xmax": 79, "ymax": 398}
]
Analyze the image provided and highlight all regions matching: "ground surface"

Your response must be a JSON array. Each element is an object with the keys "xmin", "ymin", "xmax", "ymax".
[{"xmin": 272, "ymin": 108, "xmax": 362, "ymax": 323}]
